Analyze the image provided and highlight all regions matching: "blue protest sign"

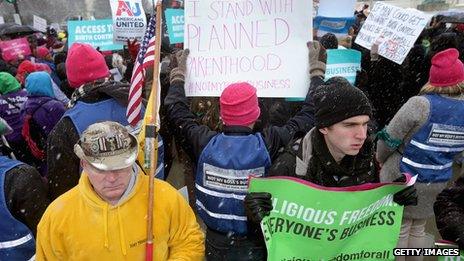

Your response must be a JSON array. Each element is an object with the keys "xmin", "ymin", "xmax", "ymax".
[
  {"xmin": 165, "ymin": 8, "xmax": 184, "ymax": 44},
  {"xmin": 325, "ymin": 49, "xmax": 361, "ymax": 85},
  {"xmin": 314, "ymin": 16, "xmax": 356, "ymax": 37},
  {"xmin": 67, "ymin": 19, "xmax": 123, "ymax": 51}
]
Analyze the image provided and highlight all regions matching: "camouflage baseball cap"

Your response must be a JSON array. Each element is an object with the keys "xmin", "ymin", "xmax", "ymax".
[{"xmin": 74, "ymin": 121, "xmax": 138, "ymax": 171}]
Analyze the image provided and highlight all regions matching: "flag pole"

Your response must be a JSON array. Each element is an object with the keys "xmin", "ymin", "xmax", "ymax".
[{"xmin": 145, "ymin": 1, "xmax": 162, "ymax": 260}]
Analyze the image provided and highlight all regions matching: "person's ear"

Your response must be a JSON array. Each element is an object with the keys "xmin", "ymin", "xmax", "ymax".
[{"xmin": 319, "ymin": 127, "xmax": 328, "ymax": 135}]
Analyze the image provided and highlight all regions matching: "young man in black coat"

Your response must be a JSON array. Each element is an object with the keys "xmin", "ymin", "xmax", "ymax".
[{"xmin": 245, "ymin": 78, "xmax": 417, "ymax": 224}]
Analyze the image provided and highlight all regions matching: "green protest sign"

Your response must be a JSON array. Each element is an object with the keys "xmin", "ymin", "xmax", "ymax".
[{"xmin": 249, "ymin": 176, "xmax": 412, "ymax": 260}]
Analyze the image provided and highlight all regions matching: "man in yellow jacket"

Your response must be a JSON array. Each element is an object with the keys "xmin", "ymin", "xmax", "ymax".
[{"xmin": 36, "ymin": 121, "xmax": 205, "ymax": 260}]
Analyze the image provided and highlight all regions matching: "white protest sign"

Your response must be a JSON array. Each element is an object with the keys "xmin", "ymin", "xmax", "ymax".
[
  {"xmin": 33, "ymin": 15, "xmax": 47, "ymax": 32},
  {"xmin": 13, "ymin": 14, "xmax": 22, "ymax": 25},
  {"xmin": 355, "ymin": 2, "xmax": 399, "ymax": 49},
  {"xmin": 109, "ymin": 0, "xmax": 147, "ymax": 44},
  {"xmin": 355, "ymin": 2, "xmax": 431, "ymax": 64},
  {"xmin": 377, "ymin": 8, "xmax": 431, "ymax": 64},
  {"xmin": 0, "ymin": 16, "xmax": 4, "ymax": 24},
  {"xmin": 317, "ymin": 0, "xmax": 357, "ymax": 18},
  {"xmin": 184, "ymin": 0, "xmax": 312, "ymax": 98}
]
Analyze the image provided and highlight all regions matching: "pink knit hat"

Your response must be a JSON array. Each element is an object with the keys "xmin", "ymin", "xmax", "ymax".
[
  {"xmin": 220, "ymin": 82, "xmax": 260, "ymax": 126},
  {"xmin": 36, "ymin": 46, "xmax": 50, "ymax": 59},
  {"xmin": 66, "ymin": 43, "xmax": 110, "ymax": 88},
  {"xmin": 429, "ymin": 48, "xmax": 464, "ymax": 87}
]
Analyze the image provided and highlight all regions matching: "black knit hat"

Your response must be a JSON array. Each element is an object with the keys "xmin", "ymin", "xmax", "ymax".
[
  {"xmin": 314, "ymin": 77, "xmax": 372, "ymax": 128},
  {"xmin": 320, "ymin": 33, "xmax": 338, "ymax": 50}
]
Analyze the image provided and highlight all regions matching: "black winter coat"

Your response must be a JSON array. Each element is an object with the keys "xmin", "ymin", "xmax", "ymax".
[
  {"xmin": 164, "ymin": 79, "xmax": 317, "ymax": 163},
  {"xmin": 434, "ymin": 175, "xmax": 464, "ymax": 248},
  {"xmin": 4, "ymin": 163, "xmax": 49, "ymax": 236}
]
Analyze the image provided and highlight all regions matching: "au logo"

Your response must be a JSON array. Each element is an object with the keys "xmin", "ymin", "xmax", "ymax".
[{"xmin": 116, "ymin": 0, "xmax": 142, "ymax": 16}]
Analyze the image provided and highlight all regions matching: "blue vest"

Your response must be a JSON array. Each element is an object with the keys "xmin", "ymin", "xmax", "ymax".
[
  {"xmin": 63, "ymin": 99, "xmax": 164, "ymax": 179},
  {"xmin": 63, "ymin": 99, "xmax": 130, "ymax": 135},
  {"xmin": 196, "ymin": 133, "xmax": 271, "ymax": 235},
  {"xmin": 401, "ymin": 94, "xmax": 464, "ymax": 183},
  {"xmin": 0, "ymin": 156, "xmax": 35, "ymax": 260}
]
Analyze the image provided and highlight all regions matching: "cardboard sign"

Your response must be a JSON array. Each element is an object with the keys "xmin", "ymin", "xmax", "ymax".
[
  {"xmin": 184, "ymin": 0, "xmax": 312, "ymax": 98},
  {"xmin": 33, "ymin": 15, "xmax": 47, "ymax": 33},
  {"xmin": 165, "ymin": 8, "xmax": 184, "ymax": 44},
  {"xmin": 355, "ymin": 2, "xmax": 431, "ymax": 64},
  {"xmin": 0, "ymin": 37, "xmax": 31, "ymax": 61},
  {"xmin": 325, "ymin": 49, "xmax": 361, "ymax": 84},
  {"xmin": 109, "ymin": 0, "xmax": 147, "ymax": 44},
  {"xmin": 67, "ymin": 19, "xmax": 123, "ymax": 51}
]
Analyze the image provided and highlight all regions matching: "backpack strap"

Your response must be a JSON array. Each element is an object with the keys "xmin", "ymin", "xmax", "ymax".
[{"xmin": 21, "ymin": 99, "xmax": 53, "ymax": 160}]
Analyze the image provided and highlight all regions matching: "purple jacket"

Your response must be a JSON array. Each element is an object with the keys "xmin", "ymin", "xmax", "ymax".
[
  {"xmin": 0, "ymin": 90, "xmax": 28, "ymax": 142},
  {"xmin": 20, "ymin": 96, "xmax": 66, "ymax": 136}
]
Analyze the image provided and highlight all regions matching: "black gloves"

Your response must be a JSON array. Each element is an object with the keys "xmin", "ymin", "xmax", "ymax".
[
  {"xmin": 244, "ymin": 192, "xmax": 273, "ymax": 223},
  {"xmin": 456, "ymin": 234, "xmax": 464, "ymax": 250},
  {"xmin": 393, "ymin": 176, "xmax": 418, "ymax": 206}
]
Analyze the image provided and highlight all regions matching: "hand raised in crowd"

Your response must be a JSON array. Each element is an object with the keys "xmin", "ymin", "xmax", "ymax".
[
  {"xmin": 370, "ymin": 43, "xmax": 380, "ymax": 61},
  {"xmin": 308, "ymin": 41, "xmax": 327, "ymax": 78},
  {"xmin": 392, "ymin": 175, "xmax": 418, "ymax": 206},
  {"xmin": 169, "ymin": 49, "xmax": 190, "ymax": 85},
  {"xmin": 127, "ymin": 39, "xmax": 140, "ymax": 62},
  {"xmin": 244, "ymin": 192, "xmax": 273, "ymax": 223},
  {"xmin": 370, "ymin": 36, "xmax": 384, "ymax": 61}
]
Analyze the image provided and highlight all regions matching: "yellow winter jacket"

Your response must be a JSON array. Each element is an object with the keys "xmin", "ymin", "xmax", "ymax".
[{"xmin": 36, "ymin": 170, "xmax": 205, "ymax": 260}]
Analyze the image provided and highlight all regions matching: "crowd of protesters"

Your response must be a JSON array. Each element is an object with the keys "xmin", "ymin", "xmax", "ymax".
[{"xmin": 1, "ymin": 2, "xmax": 464, "ymax": 260}]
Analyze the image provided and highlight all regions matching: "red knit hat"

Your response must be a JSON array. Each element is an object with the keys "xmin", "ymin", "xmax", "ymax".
[
  {"xmin": 15, "ymin": 61, "xmax": 52, "ymax": 84},
  {"xmin": 220, "ymin": 82, "xmax": 260, "ymax": 126},
  {"xmin": 429, "ymin": 48, "xmax": 464, "ymax": 87},
  {"xmin": 36, "ymin": 46, "xmax": 50, "ymax": 59},
  {"xmin": 16, "ymin": 60, "xmax": 37, "ymax": 85},
  {"xmin": 66, "ymin": 43, "xmax": 110, "ymax": 88}
]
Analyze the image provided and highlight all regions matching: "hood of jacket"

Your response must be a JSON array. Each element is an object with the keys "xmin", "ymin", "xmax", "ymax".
[
  {"xmin": 0, "ymin": 72, "xmax": 21, "ymax": 95},
  {"xmin": 25, "ymin": 72, "xmax": 55, "ymax": 98}
]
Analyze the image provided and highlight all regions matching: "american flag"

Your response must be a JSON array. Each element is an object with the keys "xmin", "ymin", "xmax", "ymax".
[{"xmin": 126, "ymin": 14, "xmax": 157, "ymax": 126}]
